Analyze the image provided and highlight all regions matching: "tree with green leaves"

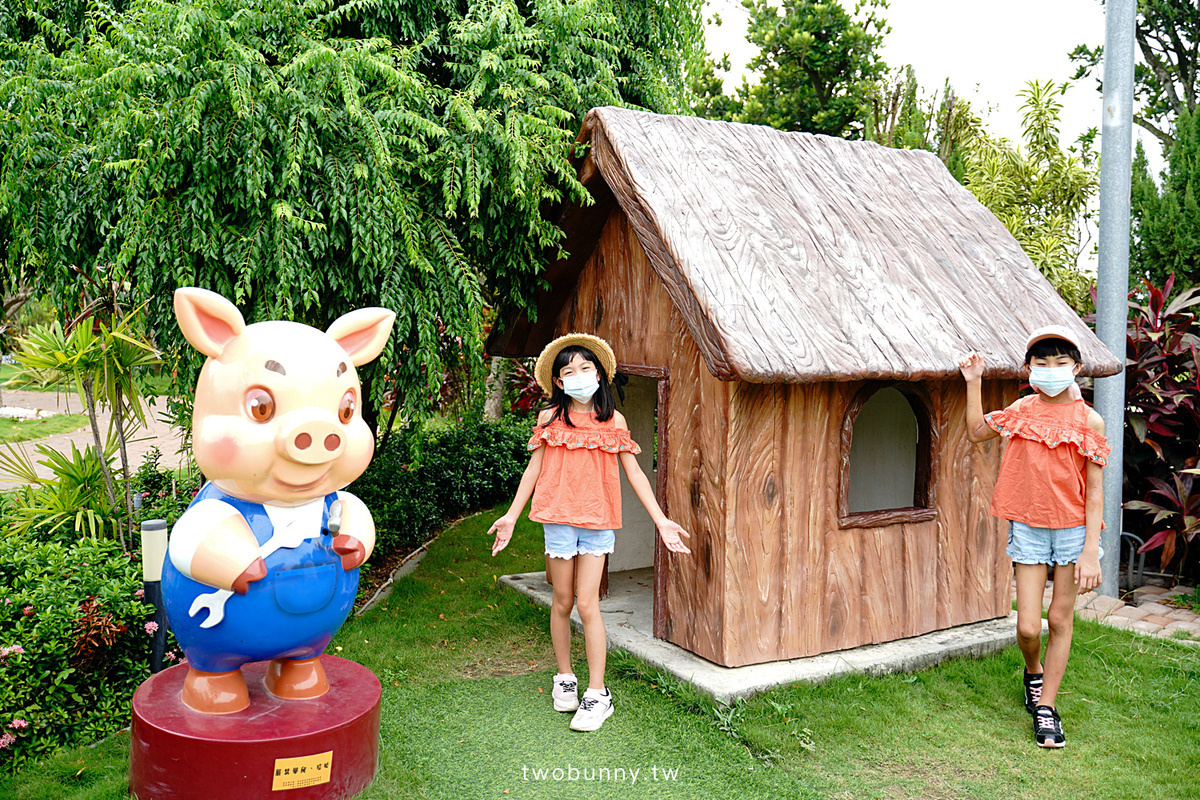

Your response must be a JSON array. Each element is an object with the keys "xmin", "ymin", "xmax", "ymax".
[
  {"xmin": 1130, "ymin": 109, "xmax": 1200, "ymax": 288},
  {"xmin": 960, "ymin": 81, "xmax": 1099, "ymax": 311},
  {"xmin": 694, "ymin": 0, "xmax": 889, "ymax": 138},
  {"xmin": 862, "ymin": 65, "xmax": 975, "ymax": 183},
  {"xmin": 0, "ymin": 0, "xmax": 703, "ymax": 434},
  {"xmin": 1071, "ymin": 0, "xmax": 1199, "ymax": 150}
]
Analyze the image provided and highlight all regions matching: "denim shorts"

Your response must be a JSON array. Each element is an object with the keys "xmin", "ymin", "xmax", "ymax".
[
  {"xmin": 1006, "ymin": 520, "xmax": 1102, "ymax": 566},
  {"xmin": 543, "ymin": 523, "xmax": 615, "ymax": 559}
]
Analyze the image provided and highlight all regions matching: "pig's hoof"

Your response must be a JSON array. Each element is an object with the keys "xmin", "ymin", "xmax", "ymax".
[
  {"xmin": 181, "ymin": 668, "xmax": 249, "ymax": 714},
  {"xmin": 264, "ymin": 656, "xmax": 330, "ymax": 700}
]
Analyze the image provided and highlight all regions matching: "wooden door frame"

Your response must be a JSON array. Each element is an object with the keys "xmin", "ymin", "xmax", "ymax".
[{"xmin": 610, "ymin": 363, "xmax": 670, "ymax": 639}]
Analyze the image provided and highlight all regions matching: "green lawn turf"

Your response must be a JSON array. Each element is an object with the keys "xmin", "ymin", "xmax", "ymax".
[
  {"xmin": 3, "ymin": 505, "xmax": 1199, "ymax": 800},
  {"xmin": 0, "ymin": 414, "xmax": 89, "ymax": 445}
]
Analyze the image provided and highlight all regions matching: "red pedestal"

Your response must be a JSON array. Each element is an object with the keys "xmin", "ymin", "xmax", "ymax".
[{"xmin": 130, "ymin": 656, "xmax": 380, "ymax": 800}]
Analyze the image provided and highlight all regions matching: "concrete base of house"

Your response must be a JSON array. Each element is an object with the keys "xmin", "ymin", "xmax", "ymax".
[{"xmin": 500, "ymin": 567, "xmax": 1037, "ymax": 704}]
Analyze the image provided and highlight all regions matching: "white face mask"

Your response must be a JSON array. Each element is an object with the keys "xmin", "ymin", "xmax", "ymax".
[
  {"xmin": 1028, "ymin": 365, "xmax": 1076, "ymax": 397},
  {"xmin": 560, "ymin": 372, "xmax": 599, "ymax": 402}
]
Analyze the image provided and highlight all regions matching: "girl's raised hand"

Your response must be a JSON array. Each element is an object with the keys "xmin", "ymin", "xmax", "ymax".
[
  {"xmin": 657, "ymin": 520, "xmax": 692, "ymax": 554},
  {"xmin": 488, "ymin": 515, "xmax": 514, "ymax": 556},
  {"xmin": 958, "ymin": 351, "xmax": 984, "ymax": 382}
]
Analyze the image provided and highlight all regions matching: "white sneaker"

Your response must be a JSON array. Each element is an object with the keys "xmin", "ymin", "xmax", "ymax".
[
  {"xmin": 569, "ymin": 688, "xmax": 614, "ymax": 731},
  {"xmin": 552, "ymin": 673, "xmax": 579, "ymax": 712}
]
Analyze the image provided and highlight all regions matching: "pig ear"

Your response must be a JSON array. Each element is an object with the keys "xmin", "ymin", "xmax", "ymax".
[
  {"xmin": 174, "ymin": 288, "xmax": 246, "ymax": 359},
  {"xmin": 327, "ymin": 308, "xmax": 395, "ymax": 367}
]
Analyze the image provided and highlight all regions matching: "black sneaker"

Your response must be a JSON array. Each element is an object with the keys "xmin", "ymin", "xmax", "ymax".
[
  {"xmin": 1023, "ymin": 670, "xmax": 1044, "ymax": 715},
  {"xmin": 1033, "ymin": 705, "xmax": 1065, "ymax": 748}
]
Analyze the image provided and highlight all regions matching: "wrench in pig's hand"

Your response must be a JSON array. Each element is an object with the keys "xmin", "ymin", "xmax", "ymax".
[
  {"xmin": 326, "ymin": 498, "xmax": 365, "ymax": 569},
  {"xmin": 188, "ymin": 519, "xmax": 317, "ymax": 628},
  {"xmin": 326, "ymin": 499, "xmax": 343, "ymax": 534}
]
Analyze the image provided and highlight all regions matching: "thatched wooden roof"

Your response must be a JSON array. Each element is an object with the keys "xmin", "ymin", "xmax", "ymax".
[{"xmin": 489, "ymin": 106, "xmax": 1122, "ymax": 382}]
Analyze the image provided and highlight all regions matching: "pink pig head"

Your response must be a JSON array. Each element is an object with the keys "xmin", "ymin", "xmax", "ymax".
[{"xmin": 174, "ymin": 288, "xmax": 395, "ymax": 507}]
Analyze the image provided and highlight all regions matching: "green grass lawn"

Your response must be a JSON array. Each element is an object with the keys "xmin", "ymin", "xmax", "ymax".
[
  {"xmin": 0, "ymin": 414, "xmax": 90, "ymax": 445},
  {"xmin": 3, "ymin": 506, "xmax": 1199, "ymax": 800}
]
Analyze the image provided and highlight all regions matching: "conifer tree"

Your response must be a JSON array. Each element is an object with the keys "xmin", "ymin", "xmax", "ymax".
[{"xmin": 1131, "ymin": 109, "xmax": 1200, "ymax": 289}]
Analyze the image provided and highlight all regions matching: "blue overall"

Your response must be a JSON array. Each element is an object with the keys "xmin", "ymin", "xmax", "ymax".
[{"xmin": 161, "ymin": 483, "xmax": 359, "ymax": 673}]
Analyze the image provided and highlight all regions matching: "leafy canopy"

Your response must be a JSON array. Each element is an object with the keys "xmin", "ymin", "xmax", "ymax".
[
  {"xmin": 694, "ymin": 0, "xmax": 889, "ymax": 138},
  {"xmin": 1071, "ymin": 0, "xmax": 1200, "ymax": 150},
  {"xmin": 0, "ymin": 0, "xmax": 703, "ymax": 427}
]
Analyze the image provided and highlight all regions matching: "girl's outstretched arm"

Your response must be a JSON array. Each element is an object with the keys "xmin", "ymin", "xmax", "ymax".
[
  {"xmin": 617, "ymin": 449, "xmax": 691, "ymax": 554},
  {"xmin": 959, "ymin": 352, "xmax": 999, "ymax": 443},
  {"xmin": 1076, "ymin": 411, "xmax": 1105, "ymax": 592},
  {"xmin": 488, "ymin": 444, "xmax": 545, "ymax": 556}
]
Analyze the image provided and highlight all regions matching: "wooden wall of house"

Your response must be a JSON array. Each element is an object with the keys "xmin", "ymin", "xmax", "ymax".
[
  {"xmin": 552, "ymin": 208, "xmax": 731, "ymax": 664},
  {"xmin": 721, "ymin": 378, "xmax": 1018, "ymax": 666},
  {"xmin": 549, "ymin": 205, "xmax": 1021, "ymax": 668}
]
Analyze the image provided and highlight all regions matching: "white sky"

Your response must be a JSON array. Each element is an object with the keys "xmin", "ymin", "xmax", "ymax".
[{"xmin": 703, "ymin": 0, "xmax": 1166, "ymax": 177}]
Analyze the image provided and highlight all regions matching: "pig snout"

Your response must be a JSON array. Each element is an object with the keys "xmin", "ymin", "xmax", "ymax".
[{"xmin": 278, "ymin": 411, "xmax": 346, "ymax": 464}]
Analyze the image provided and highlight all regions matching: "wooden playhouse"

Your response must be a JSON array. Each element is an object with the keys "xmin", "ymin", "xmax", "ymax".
[{"xmin": 487, "ymin": 107, "xmax": 1122, "ymax": 668}]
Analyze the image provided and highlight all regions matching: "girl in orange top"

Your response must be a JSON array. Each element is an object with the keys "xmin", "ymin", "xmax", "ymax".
[
  {"xmin": 960, "ymin": 325, "xmax": 1110, "ymax": 749},
  {"xmin": 488, "ymin": 333, "xmax": 690, "ymax": 732}
]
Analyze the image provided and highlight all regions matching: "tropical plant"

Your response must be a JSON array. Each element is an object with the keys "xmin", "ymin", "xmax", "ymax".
[
  {"xmin": 1120, "ymin": 276, "xmax": 1200, "ymax": 466},
  {"xmin": 1124, "ymin": 470, "xmax": 1200, "ymax": 573},
  {"xmin": 507, "ymin": 357, "xmax": 544, "ymax": 414},
  {"xmin": 1092, "ymin": 275, "xmax": 1200, "ymax": 579},
  {"xmin": 960, "ymin": 81, "xmax": 1098, "ymax": 311},
  {"xmin": 0, "ymin": 438, "xmax": 124, "ymax": 543},
  {"xmin": 4, "ymin": 310, "xmax": 159, "ymax": 550}
]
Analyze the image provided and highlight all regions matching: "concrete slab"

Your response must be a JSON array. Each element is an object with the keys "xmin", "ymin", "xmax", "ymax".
[{"xmin": 500, "ymin": 568, "xmax": 1033, "ymax": 703}]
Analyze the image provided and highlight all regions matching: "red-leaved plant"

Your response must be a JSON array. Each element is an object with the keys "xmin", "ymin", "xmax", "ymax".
[
  {"xmin": 507, "ymin": 358, "xmax": 544, "ymax": 414},
  {"xmin": 1107, "ymin": 275, "xmax": 1200, "ymax": 578},
  {"xmin": 1124, "ymin": 472, "xmax": 1200, "ymax": 568}
]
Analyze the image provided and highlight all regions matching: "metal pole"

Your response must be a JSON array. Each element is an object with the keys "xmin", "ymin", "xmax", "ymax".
[
  {"xmin": 1094, "ymin": 0, "xmax": 1137, "ymax": 597},
  {"xmin": 140, "ymin": 519, "xmax": 170, "ymax": 673}
]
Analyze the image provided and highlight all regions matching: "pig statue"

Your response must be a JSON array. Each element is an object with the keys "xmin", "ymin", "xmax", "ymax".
[{"xmin": 161, "ymin": 288, "xmax": 395, "ymax": 714}]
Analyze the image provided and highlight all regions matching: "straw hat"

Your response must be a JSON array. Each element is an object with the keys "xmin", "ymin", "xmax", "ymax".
[
  {"xmin": 534, "ymin": 333, "xmax": 617, "ymax": 394},
  {"xmin": 1025, "ymin": 324, "xmax": 1081, "ymax": 352}
]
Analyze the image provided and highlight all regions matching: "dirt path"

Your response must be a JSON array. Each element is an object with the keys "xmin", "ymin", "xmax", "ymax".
[{"xmin": 0, "ymin": 388, "xmax": 189, "ymax": 491}]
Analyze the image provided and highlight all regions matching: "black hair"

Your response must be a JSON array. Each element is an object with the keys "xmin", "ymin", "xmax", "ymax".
[
  {"xmin": 1025, "ymin": 337, "xmax": 1081, "ymax": 365},
  {"xmin": 542, "ymin": 345, "xmax": 616, "ymax": 427}
]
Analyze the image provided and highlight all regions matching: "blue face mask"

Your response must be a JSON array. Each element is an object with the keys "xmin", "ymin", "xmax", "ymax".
[
  {"xmin": 1028, "ymin": 365, "xmax": 1076, "ymax": 398},
  {"xmin": 560, "ymin": 372, "xmax": 599, "ymax": 402}
]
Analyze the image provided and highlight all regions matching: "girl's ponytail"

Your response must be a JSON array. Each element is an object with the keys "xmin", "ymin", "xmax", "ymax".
[{"xmin": 611, "ymin": 371, "xmax": 629, "ymax": 404}]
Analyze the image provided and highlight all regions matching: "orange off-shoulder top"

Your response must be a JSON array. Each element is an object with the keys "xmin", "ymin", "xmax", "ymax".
[
  {"xmin": 985, "ymin": 395, "xmax": 1110, "ymax": 529},
  {"xmin": 528, "ymin": 410, "xmax": 640, "ymax": 531}
]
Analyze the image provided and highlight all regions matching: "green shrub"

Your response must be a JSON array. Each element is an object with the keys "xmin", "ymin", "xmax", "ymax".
[
  {"xmin": 349, "ymin": 414, "xmax": 531, "ymax": 558},
  {"xmin": 131, "ymin": 447, "xmax": 203, "ymax": 528},
  {"xmin": 0, "ymin": 534, "xmax": 156, "ymax": 772}
]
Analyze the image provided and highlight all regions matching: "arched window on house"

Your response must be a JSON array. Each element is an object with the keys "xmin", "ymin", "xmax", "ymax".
[{"xmin": 839, "ymin": 383, "xmax": 937, "ymax": 529}]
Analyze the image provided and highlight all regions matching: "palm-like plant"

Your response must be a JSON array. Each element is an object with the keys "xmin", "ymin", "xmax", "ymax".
[
  {"xmin": 0, "ymin": 437, "xmax": 123, "ymax": 541},
  {"xmin": 3, "ymin": 307, "xmax": 160, "ymax": 550}
]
